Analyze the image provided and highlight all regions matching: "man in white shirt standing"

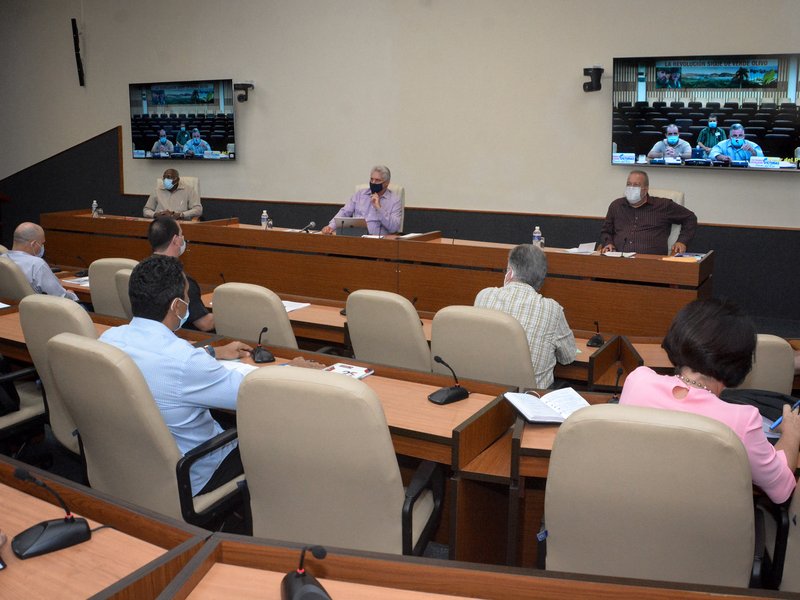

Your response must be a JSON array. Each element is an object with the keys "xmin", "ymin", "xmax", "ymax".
[
  {"xmin": 5, "ymin": 222, "xmax": 78, "ymax": 301},
  {"xmin": 474, "ymin": 244, "xmax": 576, "ymax": 388}
]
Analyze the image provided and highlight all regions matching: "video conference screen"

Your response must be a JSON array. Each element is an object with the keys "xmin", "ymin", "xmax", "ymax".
[
  {"xmin": 129, "ymin": 79, "xmax": 236, "ymax": 161},
  {"xmin": 611, "ymin": 54, "xmax": 799, "ymax": 172}
]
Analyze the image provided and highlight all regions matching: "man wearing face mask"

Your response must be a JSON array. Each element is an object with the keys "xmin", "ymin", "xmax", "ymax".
[
  {"xmin": 709, "ymin": 123, "xmax": 764, "ymax": 163},
  {"xmin": 696, "ymin": 114, "xmax": 726, "ymax": 157},
  {"xmin": 474, "ymin": 244, "xmax": 576, "ymax": 388},
  {"xmin": 148, "ymin": 216, "xmax": 214, "ymax": 331},
  {"xmin": 600, "ymin": 170, "xmax": 697, "ymax": 256},
  {"xmin": 150, "ymin": 129, "xmax": 174, "ymax": 155},
  {"xmin": 99, "ymin": 255, "xmax": 252, "ymax": 497},
  {"xmin": 183, "ymin": 128, "xmax": 211, "ymax": 158},
  {"xmin": 4, "ymin": 222, "xmax": 78, "ymax": 300},
  {"xmin": 647, "ymin": 124, "xmax": 692, "ymax": 161},
  {"xmin": 143, "ymin": 168, "xmax": 203, "ymax": 220},
  {"xmin": 321, "ymin": 165, "xmax": 403, "ymax": 235}
]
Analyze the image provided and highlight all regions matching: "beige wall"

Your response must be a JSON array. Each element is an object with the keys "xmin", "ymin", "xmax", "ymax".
[{"xmin": 2, "ymin": 0, "xmax": 799, "ymax": 226}]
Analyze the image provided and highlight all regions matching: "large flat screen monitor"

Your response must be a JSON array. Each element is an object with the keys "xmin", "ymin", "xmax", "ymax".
[
  {"xmin": 129, "ymin": 79, "xmax": 236, "ymax": 161},
  {"xmin": 612, "ymin": 54, "xmax": 799, "ymax": 172}
]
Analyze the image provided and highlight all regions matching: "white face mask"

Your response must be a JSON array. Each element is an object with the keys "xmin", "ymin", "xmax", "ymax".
[
  {"xmin": 178, "ymin": 237, "xmax": 187, "ymax": 256},
  {"xmin": 624, "ymin": 186, "xmax": 641, "ymax": 204}
]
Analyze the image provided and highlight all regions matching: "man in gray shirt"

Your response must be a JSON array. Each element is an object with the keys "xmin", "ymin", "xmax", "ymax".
[
  {"xmin": 5, "ymin": 222, "xmax": 78, "ymax": 300},
  {"xmin": 647, "ymin": 124, "xmax": 692, "ymax": 160}
]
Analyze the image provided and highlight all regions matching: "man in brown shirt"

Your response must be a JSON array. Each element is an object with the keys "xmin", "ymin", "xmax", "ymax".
[{"xmin": 600, "ymin": 170, "xmax": 697, "ymax": 256}]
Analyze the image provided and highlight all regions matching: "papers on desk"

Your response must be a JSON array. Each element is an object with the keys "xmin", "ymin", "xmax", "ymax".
[
  {"xmin": 324, "ymin": 363, "xmax": 374, "ymax": 380},
  {"xmin": 566, "ymin": 243, "xmax": 597, "ymax": 254},
  {"xmin": 602, "ymin": 251, "xmax": 636, "ymax": 258},
  {"xmin": 663, "ymin": 252, "xmax": 705, "ymax": 263},
  {"xmin": 219, "ymin": 360, "xmax": 260, "ymax": 376},
  {"xmin": 362, "ymin": 234, "xmax": 385, "ymax": 239},
  {"xmin": 397, "ymin": 233, "xmax": 424, "ymax": 239},
  {"xmin": 0, "ymin": 302, "xmax": 9, "ymax": 309},
  {"xmin": 504, "ymin": 388, "xmax": 589, "ymax": 424},
  {"xmin": 63, "ymin": 276, "xmax": 90, "ymax": 286},
  {"xmin": 762, "ymin": 415, "xmax": 781, "ymax": 440},
  {"xmin": 282, "ymin": 300, "xmax": 311, "ymax": 313}
]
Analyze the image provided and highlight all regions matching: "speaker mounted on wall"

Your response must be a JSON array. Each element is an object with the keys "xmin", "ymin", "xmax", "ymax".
[{"xmin": 71, "ymin": 18, "xmax": 85, "ymax": 86}]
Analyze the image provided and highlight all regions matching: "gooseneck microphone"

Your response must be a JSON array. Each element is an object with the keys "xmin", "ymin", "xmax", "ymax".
[
  {"xmin": 12, "ymin": 468, "xmax": 91, "ymax": 559},
  {"xmin": 300, "ymin": 221, "xmax": 316, "ymax": 233},
  {"xmin": 340, "ymin": 287, "xmax": 351, "ymax": 316},
  {"xmin": 74, "ymin": 255, "xmax": 89, "ymax": 277},
  {"xmin": 281, "ymin": 545, "xmax": 332, "ymax": 600},
  {"xmin": 610, "ymin": 366, "xmax": 625, "ymax": 404},
  {"xmin": 252, "ymin": 326, "xmax": 275, "ymax": 363},
  {"xmin": 587, "ymin": 320, "xmax": 604, "ymax": 348},
  {"xmin": 428, "ymin": 356, "xmax": 470, "ymax": 405}
]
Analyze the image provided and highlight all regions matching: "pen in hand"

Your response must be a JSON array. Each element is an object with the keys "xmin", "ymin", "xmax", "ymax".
[{"xmin": 769, "ymin": 399, "xmax": 800, "ymax": 431}]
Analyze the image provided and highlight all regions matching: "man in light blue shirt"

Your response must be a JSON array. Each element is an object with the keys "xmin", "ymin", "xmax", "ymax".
[
  {"xmin": 183, "ymin": 128, "xmax": 211, "ymax": 157},
  {"xmin": 709, "ymin": 123, "xmax": 764, "ymax": 163},
  {"xmin": 322, "ymin": 165, "xmax": 403, "ymax": 235},
  {"xmin": 5, "ymin": 222, "xmax": 78, "ymax": 301},
  {"xmin": 99, "ymin": 255, "xmax": 252, "ymax": 496}
]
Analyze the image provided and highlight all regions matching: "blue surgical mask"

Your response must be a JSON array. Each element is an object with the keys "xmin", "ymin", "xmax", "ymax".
[
  {"xmin": 173, "ymin": 298, "xmax": 189, "ymax": 330},
  {"xmin": 369, "ymin": 182, "xmax": 383, "ymax": 194},
  {"xmin": 731, "ymin": 137, "xmax": 744, "ymax": 148},
  {"xmin": 159, "ymin": 136, "xmax": 167, "ymax": 144},
  {"xmin": 180, "ymin": 126, "xmax": 186, "ymax": 131},
  {"xmin": 163, "ymin": 178, "xmax": 174, "ymax": 190},
  {"xmin": 192, "ymin": 138, "xmax": 200, "ymax": 144},
  {"xmin": 708, "ymin": 121, "xmax": 717, "ymax": 128},
  {"xmin": 667, "ymin": 135, "xmax": 679, "ymax": 145}
]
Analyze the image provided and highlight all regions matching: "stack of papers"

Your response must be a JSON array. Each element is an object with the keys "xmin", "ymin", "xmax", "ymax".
[
  {"xmin": 566, "ymin": 243, "xmax": 597, "ymax": 254},
  {"xmin": 63, "ymin": 276, "xmax": 91, "ymax": 286},
  {"xmin": 0, "ymin": 302, "xmax": 10, "ymax": 309},
  {"xmin": 602, "ymin": 251, "xmax": 636, "ymax": 258},
  {"xmin": 282, "ymin": 300, "xmax": 311, "ymax": 313},
  {"xmin": 504, "ymin": 388, "xmax": 589, "ymax": 423},
  {"xmin": 323, "ymin": 363, "xmax": 374, "ymax": 380}
]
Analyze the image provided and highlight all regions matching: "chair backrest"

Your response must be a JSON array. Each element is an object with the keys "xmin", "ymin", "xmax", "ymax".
[
  {"xmin": 0, "ymin": 255, "xmax": 36, "ymax": 300},
  {"xmin": 212, "ymin": 282, "xmax": 297, "ymax": 348},
  {"xmin": 430, "ymin": 305, "xmax": 535, "ymax": 389},
  {"xmin": 347, "ymin": 290, "xmax": 431, "ymax": 372},
  {"xmin": 47, "ymin": 332, "xmax": 184, "ymax": 520},
  {"xmin": 545, "ymin": 404, "xmax": 755, "ymax": 587},
  {"xmin": 88, "ymin": 258, "xmax": 138, "ymax": 318},
  {"xmin": 157, "ymin": 175, "xmax": 200, "ymax": 198},
  {"xmin": 355, "ymin": 183, "xmax": 405, "ymax": 232},
  {"xmin": 115, "ymin": 268, "xmax": 133, "ymax": 320},
  {"xmin": 738, "ymin": 334, "xmax": 795, "ymax": 395},
  {"xmin": 649, "ymin": 188, "xmax": 685, "ymax": 252},
  {"xmin": 237, "ymin": 367, "xmax": 406, "ymax": 553},
  {"xmin": 19, "ymin": 295, "xmax": 99, "ymax": 455}
]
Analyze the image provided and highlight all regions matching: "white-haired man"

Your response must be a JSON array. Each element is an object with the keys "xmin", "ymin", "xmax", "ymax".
[{"xmin": 322, "ymin": 165, "xmax": 403, "ymax": 235}]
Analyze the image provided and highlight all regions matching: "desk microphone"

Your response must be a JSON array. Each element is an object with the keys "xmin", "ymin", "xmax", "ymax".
[
  {"xmin": 300, "ymin": 221, "xmax": 316, "ymax": 233},
  {"xmin": 219, "ymin": 272, "xmax": 227, "ymax": 284},
  {"xmin": 620, "ymin": 238, "xmax": 628, "ymax": 256},
  {"xmin": 11, "ymin": 468, "xmax": 91, "ymax": 559},
  {"xmin": 281, "ymin": 545, "xmax": 332, "ymax": 600},
  {"xmin": 587, "ymin": 320, "xmax": 604, "ymax": 348},
  {"xmin": 609, "ymin": 367, "xmax": 625, "ymax": 404},
  {"xmin": 252, "ymin": 326, "xmax": 275, "ymax": 363},
  {"xmin": 74, "ymin": 255, "xmax": 89, "ymax": 277},
  {"xmin": 428, "ymin": 356, "xmax": 470, "ymax": 405},
  {"xmin": 340, "ymin": 287, "xmax": 351, "ymax": 316}
]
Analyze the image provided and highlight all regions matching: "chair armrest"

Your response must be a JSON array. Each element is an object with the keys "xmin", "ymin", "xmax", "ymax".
[
  {"xmin": 402, "ymin": 460, "xmax": 444, "ymax": 555},
  {"xmin": 755, "ymin": 494, "xmax": 790, "ymax": 590},
  {"xmin": 0, "ymin": 366, "xmax": 37, "ymax": 383},
  {"xmin": 175, "ymin": 427, "xmax": 239, "ymax": 518}
]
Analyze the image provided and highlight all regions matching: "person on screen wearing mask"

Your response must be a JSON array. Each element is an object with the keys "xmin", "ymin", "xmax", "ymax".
[
  {"xmin": 150, "ymin": 129, "xmax": 174, "ymax": 155},
  {"xmin": 148, "ymin": 216, "xmax": 213, "ymax": 331},
  {"xmin": 183, "ymin": 128, "xmax": 211, "ymax": 157},
  {"xmin": 175, "ymin": 123, "xmax": 191, "ymax": 151},
  {"xmin": 647, "ymin": 124, "xmax": 692, "ymax": 160},
  {"xmin": 600, "ymin": 170, "xmax": 697, "ymax": 256},
  {"xmin": 143, "ymin": 168, "xmax": 202, "ymax": 220},
  {"xmin": 709, "ymin": 123, "xmax": 764, "ymax": 163},
  {"xmin": 696, "ymin": 114, "xmax": 726, "ymax": 157},
  {"xmin": 4, "ymin": 222, "xmax": 78, "ymax": 301},
  {"xmin": 321, "ymin": 165, "xmax": 403, "ymax": 235}
]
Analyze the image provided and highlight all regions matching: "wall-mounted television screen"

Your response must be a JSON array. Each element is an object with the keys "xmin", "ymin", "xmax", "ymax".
[
  {"xmin": 611, "ymin": 54, "xmax": 799, "ymax": 172},
  {"xmin": 129, "ymin": 79, "xmax": 236, "ymax": 161}
]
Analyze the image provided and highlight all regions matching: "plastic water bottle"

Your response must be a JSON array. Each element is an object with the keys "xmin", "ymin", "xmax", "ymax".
[
  {"xmin": 261, "ymin": 210, "xmax": 269, "ymax": 230},
  {"xmin": 532, "ymin": 226, "xmax": 544, "ymax": 248},
  {"xmin": 91, "ymin": 200, "xmax": 98, "ymax": 218}
]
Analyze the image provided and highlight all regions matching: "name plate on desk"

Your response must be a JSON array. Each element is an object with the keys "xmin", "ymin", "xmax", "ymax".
[
  {"xmin": 612, "ymin": 153, "xmax": 635, "ymax": 164},
  {"xmin": 748, "ymin": 156, "xmax": 780, "ymax": 169}
]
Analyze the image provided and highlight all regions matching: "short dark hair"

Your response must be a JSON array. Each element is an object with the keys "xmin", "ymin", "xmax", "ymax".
[
  {"xmin": 129, "ymin": 255, "xmax": 186, "ymax": 321},
  {"xmin": 662, "ymin": 299, "xmax": 756, "ymax": 387},
  {"xmin": 148, "ymin": 216, "xmax": 180, "ymax": 252}
]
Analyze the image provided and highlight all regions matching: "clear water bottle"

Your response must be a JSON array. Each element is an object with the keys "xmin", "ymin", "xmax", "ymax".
[
  {"xmin": 261, "ymin": 209, "xmax": 269, "ymax": 230},
  {"xmin": 532, "ymin": 226, "xmax": 544, "ymax": 248},
  {"xmin": 91, "ymin": 200, "xmax": 98, "ymax": 218}
]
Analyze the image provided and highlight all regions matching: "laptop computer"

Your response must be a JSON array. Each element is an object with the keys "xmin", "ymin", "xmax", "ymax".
[{"xmin": 335, "ymin": 217, "xmax": 368, "ymax": 237}]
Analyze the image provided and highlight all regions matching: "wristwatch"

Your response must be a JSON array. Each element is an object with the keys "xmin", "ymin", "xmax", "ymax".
[{"xmin": 203, "ymin": 345, "xmax": 216, "ymax": 358}]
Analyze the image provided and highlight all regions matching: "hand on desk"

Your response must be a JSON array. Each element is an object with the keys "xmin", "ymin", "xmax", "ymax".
[
  {"xmin": 321, "ymin": 226, "xmax": 334, "ymax": 235},
  {"xmin": 216, "ymin": 341, "xmax": 253, "ymax": 360},
  {"xmin": 670, "ymin": 242, "xmax": 687, "ymax": 256},
  {"xmin": 287, "ymin": 356, "xmax": 327, "ymax": 370}
]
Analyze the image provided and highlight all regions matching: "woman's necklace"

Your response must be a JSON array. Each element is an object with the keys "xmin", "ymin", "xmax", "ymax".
[{"xmin": 676, "ymin": 373, "xmax": 709, "ymax": 391}]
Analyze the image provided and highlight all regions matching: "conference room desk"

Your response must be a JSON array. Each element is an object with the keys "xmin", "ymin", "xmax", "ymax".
[
  {"xmin": 0, "ymin": 454, "xmax": 206, "ymax": 599},
  {"xmin": 41, "ymin": 209, "xmax": 713, "ymax": 336},
  {"xmin": 156, "ymin": 533, "xmax": 778, "ymax": 600}
]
